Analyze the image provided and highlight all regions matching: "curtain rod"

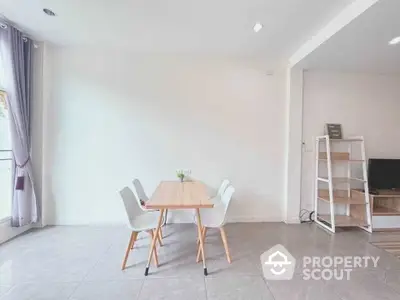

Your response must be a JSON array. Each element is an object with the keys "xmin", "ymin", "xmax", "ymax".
[
  {"xmin": 0, "ymin": 15, "xmax": 39, "ymax": 47},
  {"xmin": 0, "ymin": 15, "xmax": 23, "ymax": 32}
]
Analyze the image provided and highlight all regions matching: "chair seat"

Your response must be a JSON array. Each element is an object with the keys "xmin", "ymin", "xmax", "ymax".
[
  {"xmin": 129, "ymin": 210, "xmax": 163, "ymax": 232},
  {"xmin": 195, "ymin": 207, "xmax": 225, "ymax": 228},
  {"xmin": 195, "ymin": 185, "xmax": 234, "ymax": 228}
]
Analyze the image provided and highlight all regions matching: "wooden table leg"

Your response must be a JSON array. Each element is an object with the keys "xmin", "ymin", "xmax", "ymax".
[
  {"xmin": 144, "ymin": 209, "xmax": 165, "ymax": 276},
  {"xmin": 195, "ymin": 208, "xmax": 208, "ymax": 276},
  {"xmin": 149, "ymin": 231, "xmax": 159, "ymax": 266},
  {"xmin": 157, "ymin": 230, "xmax": 163, "ymax": 246},
  {"xmin": 196, "ymin": 226, "xmax": 204, "ymax": 245},
  {"xmin": 196, "ymin": 227, "xmax": 207, "ymax": 263}
]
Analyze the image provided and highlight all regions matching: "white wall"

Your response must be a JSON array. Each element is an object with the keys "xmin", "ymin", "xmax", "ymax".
[
  {"xmin": 301, "ymin": 70, "xmax": 400, "ymax": 211},
  {"xmin": 42, "ymin": 47, "xmax": 286, "ymax": 225}
]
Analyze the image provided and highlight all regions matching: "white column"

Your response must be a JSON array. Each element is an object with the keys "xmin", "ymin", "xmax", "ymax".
[{"xmin": 283, "ymin": 67, "xmax": 303, "ymax": 224}]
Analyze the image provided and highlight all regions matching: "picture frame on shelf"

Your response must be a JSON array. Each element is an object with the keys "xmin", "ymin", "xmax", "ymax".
[{"xmin": 325, "ymin": 123, "xmax": 342, "ymax": 139}]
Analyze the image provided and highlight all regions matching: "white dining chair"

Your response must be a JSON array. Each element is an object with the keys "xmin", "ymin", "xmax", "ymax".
[
  {"xmin": 119, "ymin": 186, "xmax": 163, "ymax": 270},
  {"xmin": 133, "ymin": 178, "xmax": 149, "ymax": 205},
  {"xmin": 133, "ymin": 178, "xmax": 169, "ymax": 227},
  {"xmin": 196, "ymin": 185, "xmax": 235, "ymax": 263},
  {"xmin": 212, "ymin": 179, "xmax": 231, "ymax": 203},
  {"xmin": 195, "ymin": 179, "xmax": 230, "ymax": 242}
]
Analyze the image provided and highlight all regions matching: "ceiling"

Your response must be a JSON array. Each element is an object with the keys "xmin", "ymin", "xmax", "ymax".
[
  {"xmin": 0, "ymin": 0, "xmax": 353, "ymax": 64},
  {"xmin": 299, "ymin": 0, "xmax": 400, "ymax": 74}
]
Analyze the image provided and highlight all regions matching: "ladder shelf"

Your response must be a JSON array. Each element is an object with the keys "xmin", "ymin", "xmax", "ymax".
[{"xmin": 314, "ymin": 135, "xmax": 372, "ymax": 233}]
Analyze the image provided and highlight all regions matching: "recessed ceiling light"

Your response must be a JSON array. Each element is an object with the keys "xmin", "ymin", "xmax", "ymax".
[
  {"xmin": 43, "ymin": 8, "xmax": 56, "ymax": 16},
  {"xmin": 388, "ymin": 36, "xmax": 400, "ymax": 45},
  {"xmin": 253, "ymin": 23, "xmax": 263, "ymax": 33}
]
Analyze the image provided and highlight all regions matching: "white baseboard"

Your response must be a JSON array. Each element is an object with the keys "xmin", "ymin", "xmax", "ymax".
[
  {"xmin": 50, "ymin": 216, "xmax": 284, "ymax": 226},
  {"xmin": 284, "ymin": 216, "xmax": 301, "ymax": 224},
  {"xmin": 227, "ymin": 216, "xmax": 283, "ymax": 223},
  {"xmin": 164, "ymin": 210, "xmax": 283, "ymax": 224}
]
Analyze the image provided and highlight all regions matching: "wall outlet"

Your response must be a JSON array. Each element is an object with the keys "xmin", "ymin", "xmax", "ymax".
[{"xmin": 302, "ymin": 141, "xmax": 313, "ymax": 153}]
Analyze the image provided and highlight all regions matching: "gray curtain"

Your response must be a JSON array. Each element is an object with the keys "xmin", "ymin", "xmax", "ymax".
[{"xmin": 0, "ymin": 24, "xmax": 38, "ymax": 226}]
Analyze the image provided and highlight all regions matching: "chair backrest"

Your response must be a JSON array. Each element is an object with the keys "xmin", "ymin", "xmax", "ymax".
[
  {"xmin": 119, "ymin": 187, "xmax": 145, "ymax": 224},
  {"xmin": 220, "ymin": 185, "xmax": 235, "ymax": 225},
  {"xmin": 217, "ymin": 179, "xmax": 230, "ymax": 197},
  {"xmin": 133, "ymin": 179, "xmax": 149, "ymax": 202}
]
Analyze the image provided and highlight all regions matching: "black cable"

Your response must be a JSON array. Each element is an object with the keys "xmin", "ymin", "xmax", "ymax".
[
  {"xmin": 309, "ymin": 211, "xmax": 315, "ymax": 222},
  {"xmin": 299, "ymin": 209, "xmax": 315, "ymax": 223}
]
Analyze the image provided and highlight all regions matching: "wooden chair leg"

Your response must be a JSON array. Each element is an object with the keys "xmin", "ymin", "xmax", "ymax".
[
  {"xmin": 165, "ymin": 209, "xmax": 168, "ymax": 225},
  {"xmin": 131, "ymin": 232, "xmax": 138, "ymax": 250},
  {"xmin": 144, "ymin": 209, "xmax": 164, "ymax": 276},
  {"xmin": 122, "ymin": 231, "xmax": 138, "ymax": 270},
  {"xmin": 220, "ymin": 227, "xmax": 232, "ymax": 264},
  {"xmin": 196, "ymin": 227, "xmax": 207, "ymax": 263}
]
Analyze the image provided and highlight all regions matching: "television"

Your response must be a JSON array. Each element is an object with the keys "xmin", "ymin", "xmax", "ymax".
[{"xmin": 368, "ymin": 159, "xmax": 400, "ymax": 190}]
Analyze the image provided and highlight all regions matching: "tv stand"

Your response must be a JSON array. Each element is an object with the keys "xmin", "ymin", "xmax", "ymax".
[{"xmin": 353, "ymin": 190, "xmax": 400, "ymax": 231}]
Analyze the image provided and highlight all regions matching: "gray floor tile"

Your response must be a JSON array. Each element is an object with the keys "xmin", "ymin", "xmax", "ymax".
[
  {"xmin": 325, "ymin": 269, "xmax": 400, "ymax": 300},
  {"xmin": 385, "ymin": 269, "xmax": 400, "ymax": 294},
  {"xmin": 0, "ymin": 286, "xmax": 12, "ymax": 298},
  {"xmin": 267, "ymin": 275, "xmax": 342, "ymax": 300},
  {"xmin": 207, "ymin": 253, "xmax": 262, "ymax": 277},
  {"xmin": 0, "ymin": 282, "xmax": 78, "ymax": 300},
  {"xmin": 138, "ymin": 277, "xmax": 206, "ymax": 300},
  {"xmin": 2, "ymin": 223, "xmax": 400, "ymax": 299},
  {"xmin": 69, "ymin": 280, "xmax": 143, "ymax": 300},
  {"xmin": 83, "ymin": 247, "xmax": 150, "ymax": 280},
  {"xmin": 206, "ymin": 275, "xmax": 274, "ymax": 300}
]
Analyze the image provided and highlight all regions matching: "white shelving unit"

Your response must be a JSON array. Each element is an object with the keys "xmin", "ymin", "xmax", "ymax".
[{"xmin": 314, "ymin": 136, "xmax": 372, "ymax": 233}]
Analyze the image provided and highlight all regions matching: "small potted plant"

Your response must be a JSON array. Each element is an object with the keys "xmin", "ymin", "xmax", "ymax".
[{"xmin": 176, "ymin": 169, "xmax": 185, "ymax": 182}]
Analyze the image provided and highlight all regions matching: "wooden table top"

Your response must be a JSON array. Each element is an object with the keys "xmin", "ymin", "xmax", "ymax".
[{"xmin": 145, "ymin": 181, "xmax": 214, "ymax": 209}]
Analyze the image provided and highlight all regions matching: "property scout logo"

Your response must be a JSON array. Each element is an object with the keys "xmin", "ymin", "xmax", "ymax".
[{"xmin": 260, "ymin": 244, "xmax": 379, "ymax": 281}]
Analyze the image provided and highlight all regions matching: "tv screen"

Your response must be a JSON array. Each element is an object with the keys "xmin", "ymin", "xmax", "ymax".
[{"xmin": 368, "ymin": 159, "xmax": 400, "ymax": 190}]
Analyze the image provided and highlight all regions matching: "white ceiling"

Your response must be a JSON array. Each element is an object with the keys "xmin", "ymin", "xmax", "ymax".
[
  {"xmin": 0, "ymin": 0, "xmax": 353, "ymax": 64},
  {"xmin": 299, "ymin": 0, "xmax": 400, "ymax": 74}
]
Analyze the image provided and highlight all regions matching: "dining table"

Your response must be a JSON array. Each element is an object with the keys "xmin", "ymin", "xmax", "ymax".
[{"xmin": 144, "ymin": 180, "xmax": 214, "ymax": 276}]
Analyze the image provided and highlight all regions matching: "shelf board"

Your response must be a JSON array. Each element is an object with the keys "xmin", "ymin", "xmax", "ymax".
[
  {"xmin": 373, "ymin": 206, "xmax": 400, "ymax": 216},
  {"xmin": 318, "ymin": 215, "xmax": 367, "ymax": 227},
  {"xmin": 318, "ymin": 159, "xmax": 364, "ymax": 162},
  {"xmin": 318, "ymin": 177, "xmax": 366, "ymax": 183},
  {"xmin": 318, "ymin": 196, "xmax": 366, "ymax": 205},
  {"xmin": 351, "ymin": 189, "xmax": 400, "ymax": 198},
  {"xmin": 317, "ymin": 177, "xmax": 329, "ymax": 182},
  {"xmin": 318, "ymin": 138, "xmax": 363, "ymax": 142},
  {"xmin": 319, "ymin": 152, "xmax": 349, "ymax": 161}
]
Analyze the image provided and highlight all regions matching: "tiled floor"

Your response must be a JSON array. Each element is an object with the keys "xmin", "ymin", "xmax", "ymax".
[{"xmin": 1, "ymin": 223, "xmax": 400, "ymax": 299}]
